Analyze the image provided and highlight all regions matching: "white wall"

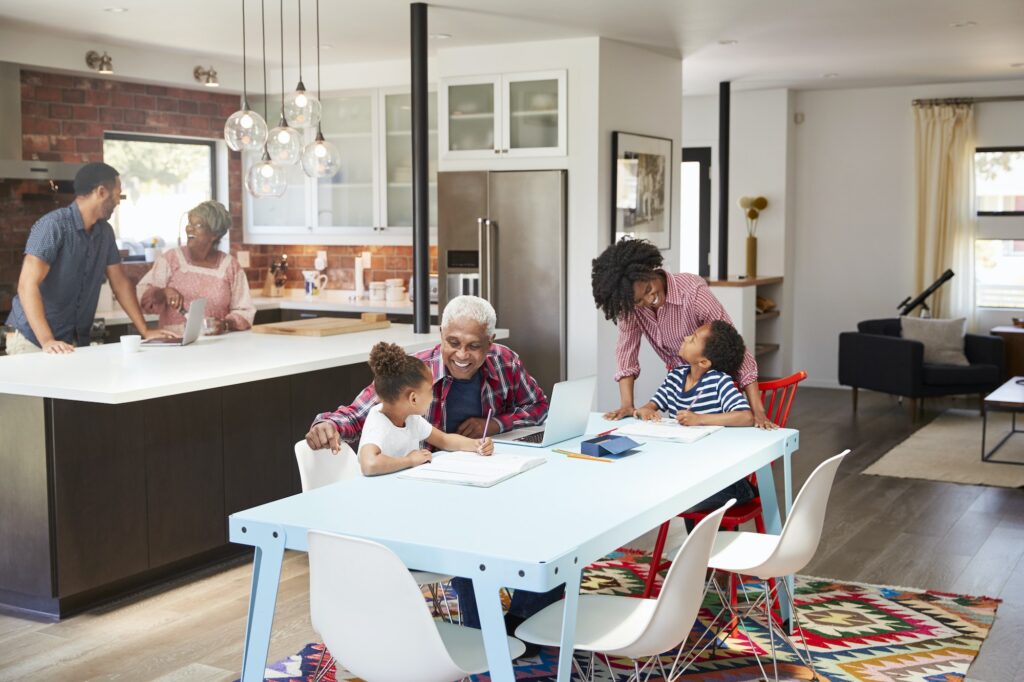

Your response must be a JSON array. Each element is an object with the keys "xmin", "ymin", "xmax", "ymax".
[
  {"xmin": 596, "ymin": 39, "xmax": 683, "ymax": 407},
  {"xmin": 792, "ymin": 79, "xmax": 1024, "ymax": 387}
]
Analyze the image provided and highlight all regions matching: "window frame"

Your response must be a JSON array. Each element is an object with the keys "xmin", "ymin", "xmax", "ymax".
[
  {"xmin": 974, "ymin": 237, "xmax": 1024, "ymax": 310},
  {"xmin": 975, "ymin": 145, "xmax": 1024, "ymax": 217}
]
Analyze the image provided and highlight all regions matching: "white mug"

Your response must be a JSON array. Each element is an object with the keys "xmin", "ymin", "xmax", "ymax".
[
  {"xmin": 121, "ymin": 334, "xmax": 142, "ymax": 353},
  {"xmin": 302, "ymin": 270, "xmax": 328, "ymax": 297}
]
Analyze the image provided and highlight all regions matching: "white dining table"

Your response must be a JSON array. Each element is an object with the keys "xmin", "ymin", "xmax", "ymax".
[{"xmin": 229, "ymin": 414, "xmax": 799, "ymax": 681}]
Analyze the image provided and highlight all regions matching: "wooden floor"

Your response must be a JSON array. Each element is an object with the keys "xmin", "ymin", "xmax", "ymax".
[{"xmin": 1, "ymin": 387, "xmax": 1022, "ymax": 681}]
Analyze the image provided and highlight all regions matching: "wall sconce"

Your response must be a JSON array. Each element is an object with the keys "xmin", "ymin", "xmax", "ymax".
[
  {"xmin": 193, "ymin": 66, "xmax": 220, "ymax": 88},
  {"xmin": 85, "ymin": 50, "xmax": 113, "ymax": 74}
]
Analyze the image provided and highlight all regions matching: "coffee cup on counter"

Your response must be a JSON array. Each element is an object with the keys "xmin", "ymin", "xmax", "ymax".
[{"xmin": 121, "ymin": 334, "xmax": 142, "ymax": 353}]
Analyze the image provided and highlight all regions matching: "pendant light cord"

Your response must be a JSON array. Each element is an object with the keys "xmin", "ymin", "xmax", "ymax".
[
  {"xmin": 279, "ymin": 0, "xmax": 286, "ymax": 118},
  {"xmin": 315, "ymin": 0, "xmax": 323, "ymax": 136},
  {"xmin": 296, "ymin": 0, "xmax": 302, "ymax": 81},
  {"xmin": 241, "ymin": 0, "xmax": 248, "ymax": 104},
  {"xmin": 261, "ymin": 0, "xmax": 268, "ymax": 123}
]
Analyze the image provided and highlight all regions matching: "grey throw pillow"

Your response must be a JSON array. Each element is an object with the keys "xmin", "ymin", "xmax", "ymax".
[{"xmin": 900, "ymin": 317, "xmax": 969, "ymax": 365}]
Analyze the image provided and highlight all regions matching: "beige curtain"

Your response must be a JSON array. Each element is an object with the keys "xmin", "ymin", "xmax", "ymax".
[{"xmin": 913, "ymin": 102, "xmax": 976, "ymax": 326}]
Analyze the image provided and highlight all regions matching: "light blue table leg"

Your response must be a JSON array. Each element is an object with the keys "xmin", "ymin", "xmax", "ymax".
[
  {"xmin": 755, "ymin": 452, "xmax": 793, "ymax": 624},
  {"xmin": 554, "ymin": 568, "xmax": 583, "ymax": 682},
  {"xmin": 473, "ymin": 576, "xmax": 516, "ymax": 682},
  {"xmin": 239, "ymin": 528, "xmax": 286, "ymax": 682}
]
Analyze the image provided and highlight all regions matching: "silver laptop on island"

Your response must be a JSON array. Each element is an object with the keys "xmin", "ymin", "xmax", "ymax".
[
  {"xmin": 143, "ymin": 298, "xmax": 206, "ymax": 346},
  {"xmin": 492, "ymin": 375, "xmax": 596, "ymax": 448}
]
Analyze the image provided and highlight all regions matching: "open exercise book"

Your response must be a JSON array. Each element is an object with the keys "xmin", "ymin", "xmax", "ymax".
[
  {"xmin": 397, "ymin": 450, "xmax": 547, "ymax": 488},
  {"xmin": 616, "ymin": 419, "xmax": 723, "ymax": 444}
]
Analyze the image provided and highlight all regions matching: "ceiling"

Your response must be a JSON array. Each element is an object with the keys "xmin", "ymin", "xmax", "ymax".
[{"xmin": 0, "ymin": 0, "xmax": 1022, "ymax": 94}]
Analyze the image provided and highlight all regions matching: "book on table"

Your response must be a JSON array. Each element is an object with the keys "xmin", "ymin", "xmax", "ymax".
[
  {"xmin": 616, "ymin": 418, "xmax": 723, "ymax": 444},
  {"xmin": 397, "ymin": 450, "xmax": 547, "ymax": 487}
]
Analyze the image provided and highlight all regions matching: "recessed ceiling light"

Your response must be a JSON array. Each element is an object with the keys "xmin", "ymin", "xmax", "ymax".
[
  {"xmin": 949, "ymin": 20, "xmax": 977, "ymax": 28},
  {"xmin": 321, "ymin": 43, "xmax": 334, "ymax": 49},
  {"xmin": 104, "ymin": 7, "xmax": 128, "ymax": 12},
  {"xmin": 822, "ymin": 73, "xmax": 840, "ymax": 78},
  {"xmin": 429, "ymin": 33, "xmax": 452, "ymax": 40},
  {"xmin": 718, "ymin": 39, "xmax": 738, "ymax": 45},
  {"xmin": 1012, "ymin": 62, "xmax": 1024, "ymax": 68}
]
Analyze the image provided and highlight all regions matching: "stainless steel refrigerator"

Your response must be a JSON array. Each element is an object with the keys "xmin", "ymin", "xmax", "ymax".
[{"xmin": 437, "ymin": 170, "xmax": 567, "ymax": 395}]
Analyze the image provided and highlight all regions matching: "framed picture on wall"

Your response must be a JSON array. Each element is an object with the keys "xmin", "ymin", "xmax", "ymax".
[{"xmin": 611, "ymin": 131, "xmax": 672, "ymax": 250}]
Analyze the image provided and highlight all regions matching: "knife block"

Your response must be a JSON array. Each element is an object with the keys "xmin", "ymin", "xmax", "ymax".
[{"xmin": 261, "ymin": 277, "xmax": 283, "ymax": 298}]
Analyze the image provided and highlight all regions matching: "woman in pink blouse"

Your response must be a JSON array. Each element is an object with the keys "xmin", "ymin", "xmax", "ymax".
[
  {"xmin": 137, "ymin": 201, "xmax": 254, "ymax": 334},
  {"xmin": 591, "ymin": 238, "xmax": 773, "ymax": 428}
]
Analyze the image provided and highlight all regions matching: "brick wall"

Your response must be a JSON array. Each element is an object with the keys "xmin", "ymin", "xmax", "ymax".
[{"xmin": 0, "ymin": 69, "xmax": 431, "ymax": 313}]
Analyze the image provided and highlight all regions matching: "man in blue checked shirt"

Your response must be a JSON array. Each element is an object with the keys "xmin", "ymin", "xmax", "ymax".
[{"xmin": 5, "ymin": 163, "xmax": 177, "ymax": 354}]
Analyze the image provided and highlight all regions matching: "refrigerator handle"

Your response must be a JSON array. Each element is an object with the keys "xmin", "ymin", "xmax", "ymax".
[
  {"xmin": 485, "ymin": 219, "xmax": 496, "ymax": 307},
  {"xmin": 477, "ymin": 217, "xmax": 487, "ymax": 299}
]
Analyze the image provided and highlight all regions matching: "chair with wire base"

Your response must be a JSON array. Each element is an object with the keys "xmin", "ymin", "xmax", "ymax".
[
  {"xmin": 515, "ymin": 500, "xmax": 735, "ymax": 682},
  {"xmin": 642, "ymin": 370, "xmax": 808, "ymax": 606},
  {"xmin": 706, "ymin": 450, "xmax": 848, "ymax": 682}
]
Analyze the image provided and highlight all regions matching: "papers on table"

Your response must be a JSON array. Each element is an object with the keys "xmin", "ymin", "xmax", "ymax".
[
  {"xmin": 397, "ymin": 450, "xmax": 547, "ymax": 487},
  {"xmin": 616, "ymin": 419, "xmax": 724, "ymax": 444}
]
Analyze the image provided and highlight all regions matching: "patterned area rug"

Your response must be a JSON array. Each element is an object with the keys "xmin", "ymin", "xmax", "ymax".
[{"xmin": 247, "ymin": 551, "xmax": 1000, "ymax": 682}]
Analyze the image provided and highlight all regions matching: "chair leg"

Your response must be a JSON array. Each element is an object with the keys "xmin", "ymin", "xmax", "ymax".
[
  {"xmin": 643, "ymin": 521, "xmax": 671, "ymax": 598},
  {"xmin": 909, "ymin": 397, "xmax": 918, "ymax": 421},
  {"xmin": 980, "ymin": 393, "xmax": 986, "ymax": 417},
  {"xmin": 852, "ymin": 386, "xmax": 858, "ymax": 412}
]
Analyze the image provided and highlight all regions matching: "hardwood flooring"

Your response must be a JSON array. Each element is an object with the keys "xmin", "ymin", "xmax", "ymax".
[{"xmin": 0, "ymin": 387, "xmax": 1021, "ymax": 681}]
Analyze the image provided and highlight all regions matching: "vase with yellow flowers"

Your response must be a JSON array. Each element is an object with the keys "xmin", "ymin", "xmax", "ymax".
[{"xmin": 738, "ymin": 196, "xmax": 768, "ymax": 278}]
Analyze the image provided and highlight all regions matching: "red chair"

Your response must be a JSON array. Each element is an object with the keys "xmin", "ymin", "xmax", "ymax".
[{"xmin": 641, "ymin": 370, "xmax": 808, "ymax": 601}]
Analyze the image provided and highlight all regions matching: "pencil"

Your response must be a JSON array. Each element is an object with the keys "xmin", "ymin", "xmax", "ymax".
[{"xmin": 552, "ymin": 448, "xmax": 612, "ymax": 463}]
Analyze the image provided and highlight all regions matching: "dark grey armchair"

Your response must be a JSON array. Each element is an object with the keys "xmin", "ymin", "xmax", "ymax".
[{"xmin": 838, "ymin": 318, "xmax": 1004, "ymax": 414}]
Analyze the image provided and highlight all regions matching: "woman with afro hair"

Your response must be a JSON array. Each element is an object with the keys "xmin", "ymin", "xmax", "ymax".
[{"xmin": 590, "ymin": 238, "xmax": 774, "ymax": 428}]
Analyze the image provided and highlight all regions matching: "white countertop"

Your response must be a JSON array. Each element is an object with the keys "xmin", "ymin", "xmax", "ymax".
[
  {"xmin": 0, "ymin": 324, "xmax": 507, "ymax": 404},
  {"xmin": 252, "ymin": 289, "xmax": 438, "ymax": 316}
]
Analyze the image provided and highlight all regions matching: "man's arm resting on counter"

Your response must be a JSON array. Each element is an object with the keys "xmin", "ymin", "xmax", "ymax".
[
  {"xmin": 16, "ymin": 255, "xmax": 71, "ymax": 353},
  {"xmin": 107, "ymin": 264, "xmax": 177, "ymax": 340}
]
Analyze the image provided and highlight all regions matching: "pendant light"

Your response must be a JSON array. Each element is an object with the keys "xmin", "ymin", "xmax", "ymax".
[
  {"xmin": 224, "ymin": 0, "xmax": 268, "ymax": 152},
  {"xmin": 282, "ymin": 0, "xmax": 321, "ymax": 128},
  {"xmin": 247, "ymin": 0, "xmax": 287, "ymax": 197},
  {"xmin": 301, "ymin": 0, "xmax": 341, "ymax": 178},
  {"xmin": 266, "ymin": 0, "xmax": 302, "ymax": 165}
]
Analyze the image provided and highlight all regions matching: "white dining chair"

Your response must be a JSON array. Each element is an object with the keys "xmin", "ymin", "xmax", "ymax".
[
  {"xmin": 514, "ymin": 500, "xmax": 736, "ymax": 682},
  {"xmin": 706, "ymin": 450, "xmax": 849, "ymax": 682},
  {"xmin": 294, "ymin": 440, "xmax": 457, "ymax": 679},
  {"xmin": 309, "ymin": 530, "xmax": 525, "ymax": 682}
]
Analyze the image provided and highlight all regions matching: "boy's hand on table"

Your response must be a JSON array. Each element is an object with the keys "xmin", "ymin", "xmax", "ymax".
[
  {"xmin": 676, "ymin": 410, "xmax": 703, "ymax": 426},
  {"xmin": 634, "ymin": 405, "xmax": 662, "ymax": 421}
]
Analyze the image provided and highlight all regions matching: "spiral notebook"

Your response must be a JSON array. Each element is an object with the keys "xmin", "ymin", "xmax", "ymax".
[
  {"xmin": 615, "ymin": 419, "xmax": 723, "ymax": 444},
  {"xmin": 397, "ymin": 450, "xmax": 547, "ymax": 488}
]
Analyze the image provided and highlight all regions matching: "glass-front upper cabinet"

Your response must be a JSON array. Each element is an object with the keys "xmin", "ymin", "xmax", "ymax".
[
  {"xmin": 439, "ymin": 70, "xmax": 566, "ymax": 160},
  {"xmin": 317, "ymin": 91, "xmax": 376, "ymax": 231},
  {"xmin": 380, "ymin": 89, "xmax": 437, "ymax": 228}
]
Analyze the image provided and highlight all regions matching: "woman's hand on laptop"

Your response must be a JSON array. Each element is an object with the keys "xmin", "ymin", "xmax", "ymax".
[{"xmin": 143, "ymin": 328, "xmax": 180, "ymax": 341}]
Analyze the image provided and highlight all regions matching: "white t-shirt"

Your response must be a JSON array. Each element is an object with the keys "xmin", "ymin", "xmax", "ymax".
[{"xmin": 358, "ymin": 404, "xmax": 434, "ymax": 460}]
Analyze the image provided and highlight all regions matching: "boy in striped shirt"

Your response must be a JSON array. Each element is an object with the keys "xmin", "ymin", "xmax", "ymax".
[
  {"xmin": 635, "ymin": 319, "xmax": 757, "ymax": 511},
  {"xmin": 635, "ymin": 320, "xmax": 754, "ymax": 426}
]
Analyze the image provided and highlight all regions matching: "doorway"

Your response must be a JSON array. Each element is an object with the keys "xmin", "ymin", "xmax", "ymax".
[{"xmin": 680, "ymin": 147, "xmax": 711, "ymax": 277}]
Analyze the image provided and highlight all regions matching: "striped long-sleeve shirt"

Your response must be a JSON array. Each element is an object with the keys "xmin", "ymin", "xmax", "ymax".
[
  {"xmin": 313, "ymin": 342, "xmax": 550, "ymax": 447},
  {"xmin": 613, "ymin": 272, "xmax": 758, "ymax": 388},
  {"xmin": 651, "ymin": 366, "xmax": 750, "ymax": 415}
]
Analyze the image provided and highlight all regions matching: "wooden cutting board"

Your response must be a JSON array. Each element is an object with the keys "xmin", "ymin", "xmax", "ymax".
[{"xmin": 251, "ymin": 315, "xmax": 391, "ymax": 337}]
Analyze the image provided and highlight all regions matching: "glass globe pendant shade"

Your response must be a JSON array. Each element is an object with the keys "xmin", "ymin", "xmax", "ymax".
[
  {"xmin": 223, "ymin": 105, "xmax": 268, "ymax": 152},
  {"xmin": 267, "ymin": 116, "xmax": 303, "ymax": 165},
  {"xmin": 246, "ymin": 151, "xmax": 287, "ymax": 198},
  {"xmin": 301, "ymin": 129, "xmax": 341, "ymax": 178},
  {"xmin": 283, "ymin": 80, "xmax": 321, "ymax": 129}
]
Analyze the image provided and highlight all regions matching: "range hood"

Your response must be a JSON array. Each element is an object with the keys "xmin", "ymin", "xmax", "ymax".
[{"xmin": 0, "ymin": 62, "xmax": 83, "ymax": 183}]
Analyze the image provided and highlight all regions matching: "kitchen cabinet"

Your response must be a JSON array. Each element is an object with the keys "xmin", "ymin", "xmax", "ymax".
[
  {"xmin": 439, "ymin": 70, "xmax": 567, "ymax": 160},
  {"xmin": 244, "ymin": 89, "xmax": 438, "ymax": 246}
]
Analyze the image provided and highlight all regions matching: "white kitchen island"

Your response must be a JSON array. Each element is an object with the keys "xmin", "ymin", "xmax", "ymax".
[{"xmin": 0, "ymin": 325, "xmax": 505, "ymax": 618}]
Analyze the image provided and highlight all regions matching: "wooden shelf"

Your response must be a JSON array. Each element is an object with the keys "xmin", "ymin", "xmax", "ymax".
[
  {"xmin": 756, "ymin": 310, "xmax": 780, "ymax": 321},
  {"xmin": 706, "ymin": 276, "xmax": 783, "ymax": 288},
  {"xmin": 754, "ymin": 343, "xmax": 780, "ymax": 357}
]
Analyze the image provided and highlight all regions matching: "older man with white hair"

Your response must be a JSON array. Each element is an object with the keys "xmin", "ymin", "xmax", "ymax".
[{"xmin": 305, "ymin": 294, "xmax": 556, "ymax": 654}]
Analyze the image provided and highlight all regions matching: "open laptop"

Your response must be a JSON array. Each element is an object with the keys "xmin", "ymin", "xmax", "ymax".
[
  {"xmin": 492, "ymin": 375, "xmax": 596, "ymax": 448},
  {"xmin": 143, "ymin": 298, "xmax": 206, "ymax": 346}
]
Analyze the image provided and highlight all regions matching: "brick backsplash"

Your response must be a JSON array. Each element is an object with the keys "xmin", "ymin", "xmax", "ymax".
[{"xmin": 0, "ymin": 68, "xmax": 433, "ymax": 316}]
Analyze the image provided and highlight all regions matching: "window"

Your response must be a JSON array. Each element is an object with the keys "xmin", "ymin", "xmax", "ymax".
[
  {"xmin": 975, "ymin": 147, "xmax": 1024, "ymax": 215},
  {"xmin": 103, "ymin": 134, "xmax": 216, "ymax": 252},
  {"xmin": 976, "ymin": 239, "xmax": 1024, "ymax": 308}
]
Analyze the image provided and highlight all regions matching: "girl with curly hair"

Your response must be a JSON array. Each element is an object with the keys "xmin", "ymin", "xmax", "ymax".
[{"xmin": 591, "ymin": 238, "xmax": 774, "ymax": 428}]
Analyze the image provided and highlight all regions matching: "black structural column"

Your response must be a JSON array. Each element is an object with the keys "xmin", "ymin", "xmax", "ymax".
[
  {"xmin": 717, "ymin": 80, "xmax": 730, "ymax": 281},
  {"xmin": 411, "ymin": 2, "xmax": 430, "ymax": 332}
]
